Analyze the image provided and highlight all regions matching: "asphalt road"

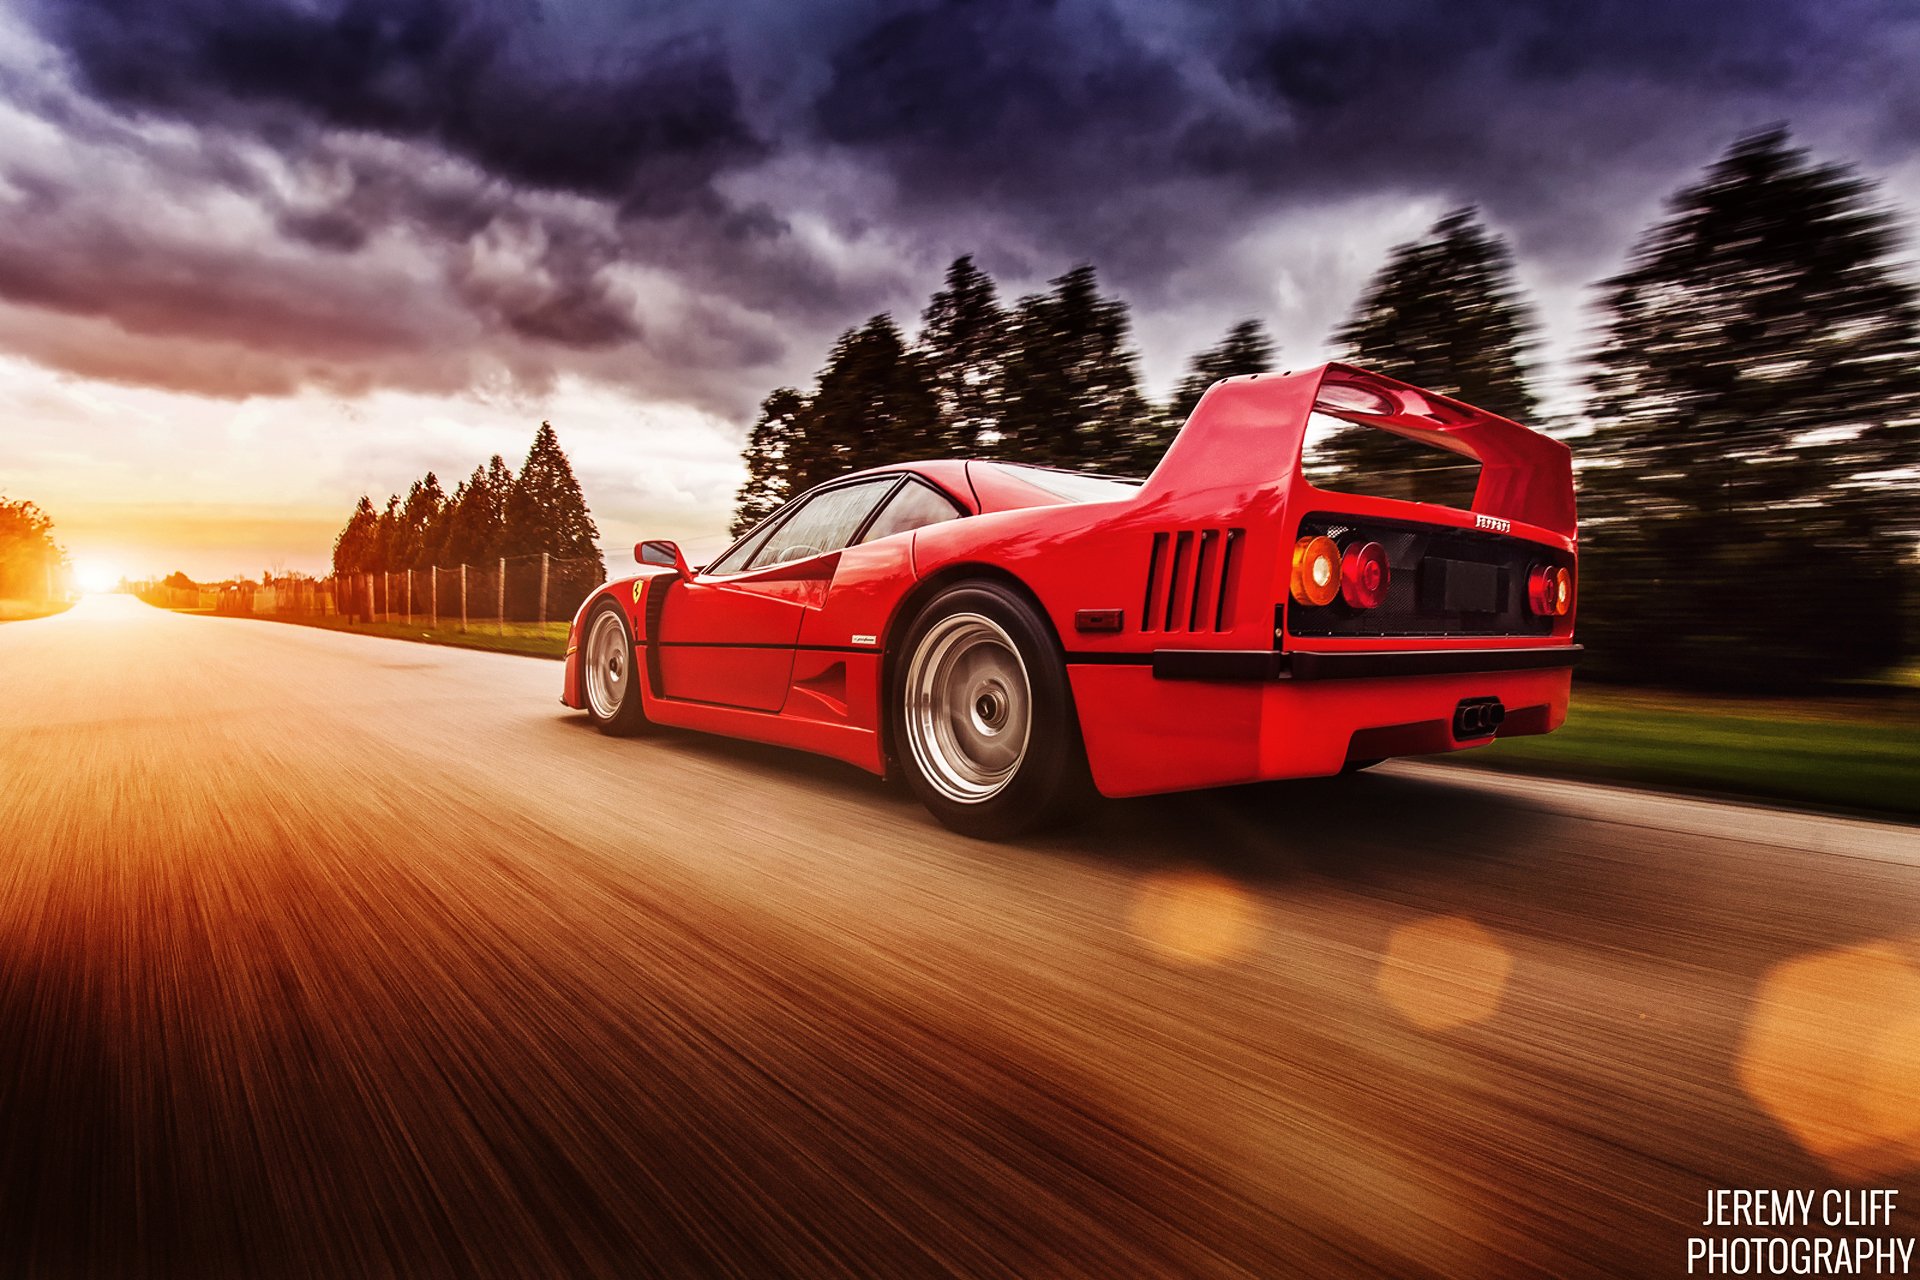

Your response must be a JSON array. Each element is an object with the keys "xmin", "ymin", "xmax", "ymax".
[{"xmin": 3, "ymin": 595, "xmax": 1917, "ymax": 1278}]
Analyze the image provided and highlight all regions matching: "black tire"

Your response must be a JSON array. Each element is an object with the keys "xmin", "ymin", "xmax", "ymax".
[
  {"xmin": 580, "ymin": 599, "xmax": 649, "ymax": 736},
  {"xmin": 892, "ymin": 581, "xmax": 1091, "ymax": 838},
  {"xmin": 1341, "ymin": 757, "xmax": 1386, "ymax": 774}
]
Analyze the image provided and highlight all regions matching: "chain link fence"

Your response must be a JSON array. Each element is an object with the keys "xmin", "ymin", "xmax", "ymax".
[{"xmin": 176, "ymin": 554, "xmax": 607, "ymax": 632}]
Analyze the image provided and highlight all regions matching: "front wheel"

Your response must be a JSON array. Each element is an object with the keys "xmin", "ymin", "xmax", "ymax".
[
  {"xmin": 893, "ymin": 582, "xmax": 1090, "ymax": 838},
  {"xmin": 581, "ymin": 600, "xmax": 649, "ymax": 736}
]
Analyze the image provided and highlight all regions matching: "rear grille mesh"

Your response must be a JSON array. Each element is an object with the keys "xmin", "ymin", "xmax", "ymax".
[{"xmin": 1141, "ymin": 528, "xmax": 1241, "ymax": 633}]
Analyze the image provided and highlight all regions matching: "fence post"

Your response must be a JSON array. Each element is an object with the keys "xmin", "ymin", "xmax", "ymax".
[
  {"xmin": 460, "ymin": 564, "xmax": 468, "ymax": 632},
  {"xmin": 404, "ymin": 569, "xmax": 412, "ymax": 626},
  {"xmin": 364, "ymin": 573, "xmax": 374, "ymax": 622},
  {"xmin": 497, "ymin": 557, "xmax": 506, "ymax": 636},
  {"xmin": 430, "ymin": 567, "xmax": 438, "ymax": 629},
  {"xmin": 539, "ymin": 552, "xmax": 549, "ymax": 625}
]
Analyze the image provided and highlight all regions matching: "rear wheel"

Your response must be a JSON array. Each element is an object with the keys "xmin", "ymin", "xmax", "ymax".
[
  {"xmin": 582, "ymin": 600, "xmax": 648, "ymax": 736},
  {"xmin": 894, "ymin": 582, "xmax": 1090, "ymax": 838}
]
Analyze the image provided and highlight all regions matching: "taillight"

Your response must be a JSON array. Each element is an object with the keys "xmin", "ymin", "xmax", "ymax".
[
  {"xmin": 1340, "ymin": 541, "xmax": 1390, "ymax": 610},
  {"xmin": 1291, "ymin": 535, "xmax": 1340, "ymax": 606},
  {"xmin": 1528, "ymin": 564, "xmax": 1573, "ymax": 617}
]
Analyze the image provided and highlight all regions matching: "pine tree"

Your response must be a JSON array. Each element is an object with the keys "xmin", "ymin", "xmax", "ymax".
[
  {"xmin": 1319, "ymin": 210, "xmax": 1539, "ymax": 500},
  {"xmin": 503, "ymin": 422, "xmax": 601, "ymax": 561},
  {"xmin": 918, "ymin": 255, "xmax": 1009, "ymax": 454},
  {"xmin": 482, "ymin": 455, "xmax": 514, "ymax": 555},
  {"xmin": 797, "ymin": 315, "xmax": 940, "ymax": 489},
  {"xmin": 732, "ymin": 387, "xmax": 807, "ymax": 536},
  {"xmin": 439, "ymin": 460, "xmax": 509, "ymax": 565},
  {"xmin": 397, "ymin": 472, "xmax": 445, "ymax": 569},
  {"xmin": 1582, "ymin": 127, "xmax": 1920, "ymax": 688},
  {"xmin": 331, "ymin": 495, "xmax": 379, "ymax": 575},
  {"xmin": 1335, "ymin": 208, "xmax": 1539, "ymax": 419},
  {"xmin": 1149, "ymin": 319, "xmax": 1278, "ymax": 467},
  {"xmin": 373, "ymin": 495, "xmax": 401, "ymax": 573},
  {"xmin": 423, "ymin": 478, "xmax": 460, "ymax": 565},
  {"xmin": 997, "ymin": 265, "xmax": 1151, "ymax": 472}
]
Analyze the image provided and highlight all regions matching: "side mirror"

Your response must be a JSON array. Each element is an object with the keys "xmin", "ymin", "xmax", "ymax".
[{"xmin": 635, "ymin": 539, "xmax": 692, "ymax": 576}]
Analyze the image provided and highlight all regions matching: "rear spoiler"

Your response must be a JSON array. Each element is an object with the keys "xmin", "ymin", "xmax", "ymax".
[{"xmin": 1140, "ymin": 362, "xmax": 1575, "ymax": 538}]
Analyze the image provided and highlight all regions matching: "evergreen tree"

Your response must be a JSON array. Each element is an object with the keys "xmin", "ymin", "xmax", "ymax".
[
  {"xmin": 331, "ymin": 495, "xmax": 379, "ymax": 575},
  {"xmin": 797, "ymin": 315, "xmax": 939, "ymax": 489},
  {"xmin": 731, "ymin": 317, "xmax": 940, "ymax": 532},
  {"xmin": 1335, "ymin": 208, "xmax": 1539, "ymax": 419},
  {"xmin": 732, "ymin": 387, "xmax": 807, "ymax": 536},
  {"xmin": 1583, "ymin": 127, "xmax": 1920, "ymax": 688},
  {"xmin": 423, "ymin": 478, "xmax": 460, "ymax": 565},
  {"xmin": 482, "ymin": 454, "xmax": 514, "ymax": 555},
  {"xmin": 438, "ymin": 469, "xmax": 487, "ymax": 565},
  {"xmin": 918, "ymin": 255, "xmax": 1009, "ymax": 454},
  {"xmin": 503, "ymin": 422, "xmax": 601, "ymax": 561},
  {"xmin": 396, "ymin": 472, "xmax": 445, "ymax": 569},
  {"xmin": 997, "ymin": 265, "xmax": 1151, "ymax": 472},
  {"xmin": 1148, "ymin": 319, "xmax": 1278, "ymax": 467},
  {"xmin": 438, "ymin": 456, "xmax": 514, "ymax": 564},
  {"xmin": 1320, "ymin": 210, "xmax": 1539, "ymax": 499},
  {"xmin": 373, "ymin": 495, "xmax": 401, "ymax": 573}
]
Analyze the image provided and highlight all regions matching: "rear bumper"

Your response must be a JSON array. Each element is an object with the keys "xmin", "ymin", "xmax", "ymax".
[
  {"xmin": 1068, "ymin": 661, "xmax": 1572, "ymax": 798},
  {"xmin": 1148, "ymin": 644, "xmax": 1580, "ymax": 681}
]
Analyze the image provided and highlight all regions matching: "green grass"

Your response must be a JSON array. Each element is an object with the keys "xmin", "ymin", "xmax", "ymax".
[
  {"xmin": 1445, "ymin": 685, "xmax": 1920, "ymax": 820},
  {"xmin": 235, "ymin": 611, "xmax": 570, "ymax": 659},
  {"xmin": 0, "ymin": 598, "xmax": 71, "ymax": 623}
]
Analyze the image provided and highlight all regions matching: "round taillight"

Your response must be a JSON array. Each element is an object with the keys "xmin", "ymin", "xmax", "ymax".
[
  {"xmin": 1527, "ymin": 563, "xmax": 1557, "ymax": 616},
  {"xmin": 1340, "ymin": 541, "xmax": 1390, "ymax": 610},
  {"xmin": 1528, "ymin": 563, "xmax": 1574, "ymax": 617},
  {"xmin": 1291, "ymin": 535, "xmax": 1341, "ymax": 606}
]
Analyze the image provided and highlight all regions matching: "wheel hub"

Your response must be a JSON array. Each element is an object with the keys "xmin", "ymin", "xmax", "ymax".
[
  {"xmin": 584, "ymin": 610, "xmax": 628, "ymax": 719},
  {"xmin": 904, "ymin": 613, "xmax": 1032, "ymax": 804}
]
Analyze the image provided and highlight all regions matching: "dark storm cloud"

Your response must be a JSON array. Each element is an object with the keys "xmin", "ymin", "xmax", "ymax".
[
  {"xmin": 40, "ymin": 0, "xmax": 765, "ymax": 204},
  {"xmin": 1, "ymin": 0, "xmax": 1915, "ymax": 411},
  {"xmin": 810, "ymin": 0, "xmax": 1917, "ymax": 269}
]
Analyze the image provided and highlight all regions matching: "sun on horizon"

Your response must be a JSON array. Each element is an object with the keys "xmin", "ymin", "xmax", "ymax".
[{"xmin": 73, "ymin": 558, "xmax": 123, "ymax": 595}]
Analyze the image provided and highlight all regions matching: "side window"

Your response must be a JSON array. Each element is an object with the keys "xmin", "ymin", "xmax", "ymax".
[
  {"xmin": 858, "ymin": 480, "xmax": 961, "ymax": 544},
  {"xmin": 704, "ymin": 517, "xmax": 779, "ymax": 576},
  {"xmin": 745, "ymin": 480, "xmax": 894, "ymax": 570}
]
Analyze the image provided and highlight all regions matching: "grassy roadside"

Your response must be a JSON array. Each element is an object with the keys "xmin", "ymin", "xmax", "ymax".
[
  {"xmin": 0, "ymin": 598, "xmax": 72, "ymax": 623},
  {"xmin": 234, "ymin": 610, "xmax": 570, "ymax": 658},
  {"xmin": 1444, "ymin": 684, "xmax": 1920, "ymax": 821}
]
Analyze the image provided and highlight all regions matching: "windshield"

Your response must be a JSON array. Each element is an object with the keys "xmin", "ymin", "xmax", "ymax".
[{"xmin": 1001, "ymin": 465, "xmax": 1144, "ymax": 503}]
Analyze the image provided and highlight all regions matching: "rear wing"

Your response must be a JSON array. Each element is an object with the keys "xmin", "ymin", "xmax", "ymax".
[{"xmin": 1141, "ymin": 362, "xmax": 1575, "ymax": 539}]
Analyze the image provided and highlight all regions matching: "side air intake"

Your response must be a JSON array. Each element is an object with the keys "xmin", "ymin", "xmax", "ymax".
[{"xmin": 1140, "ymin": 528, "xmax": 1242, "ymax": 633}]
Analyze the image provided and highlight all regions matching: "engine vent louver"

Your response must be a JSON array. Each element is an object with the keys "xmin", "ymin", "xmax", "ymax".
[{"xmin": 1141, "ymin": 527, "xmax": 1241, "ymax": 633}]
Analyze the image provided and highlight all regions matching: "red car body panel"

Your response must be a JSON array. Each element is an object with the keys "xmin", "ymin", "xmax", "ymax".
[{"xmin": 562, "ymin": 362, "xmax": 1579, "ymax": 797}]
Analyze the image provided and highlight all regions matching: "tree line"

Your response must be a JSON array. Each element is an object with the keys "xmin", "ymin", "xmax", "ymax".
[
  {"xmin": 735, "ymin": 128, "xmax": 1920, "ymax": 690},
  {"xmin": 330, "ymin": 421, "xmax": 605, "ymax": 583}
]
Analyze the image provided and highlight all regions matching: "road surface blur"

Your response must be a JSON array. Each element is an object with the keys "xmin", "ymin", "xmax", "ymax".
[{"xmin": 2, "ymin": 595, "xmax": 1916, "ymax": 1277}]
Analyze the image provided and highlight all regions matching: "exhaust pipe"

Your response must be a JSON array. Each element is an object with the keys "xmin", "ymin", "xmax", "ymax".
[{"xmin": 1453, "ymin": 698, "xmax": 1505, "ymax": 739}]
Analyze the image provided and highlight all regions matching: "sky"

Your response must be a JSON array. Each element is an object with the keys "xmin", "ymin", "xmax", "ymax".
[{"xmin": 0, "ymin": 0, "xmax": 1917, "ymax": 580}]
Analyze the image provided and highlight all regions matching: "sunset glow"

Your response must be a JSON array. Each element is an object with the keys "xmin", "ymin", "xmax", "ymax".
[{"xmin": 72, "ymin": 558, "xmax": 121, "ymax": 594}]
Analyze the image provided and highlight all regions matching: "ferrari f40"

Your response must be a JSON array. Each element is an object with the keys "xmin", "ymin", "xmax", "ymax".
[{"xmin": 562, "ymin": 363, "xmax": 1578, "ymax": 836}]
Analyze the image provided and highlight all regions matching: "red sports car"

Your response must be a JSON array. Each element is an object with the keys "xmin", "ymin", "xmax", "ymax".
[{"xmin": 562, "ymin": 362, "xmax": 1578, "ymax": 836}]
